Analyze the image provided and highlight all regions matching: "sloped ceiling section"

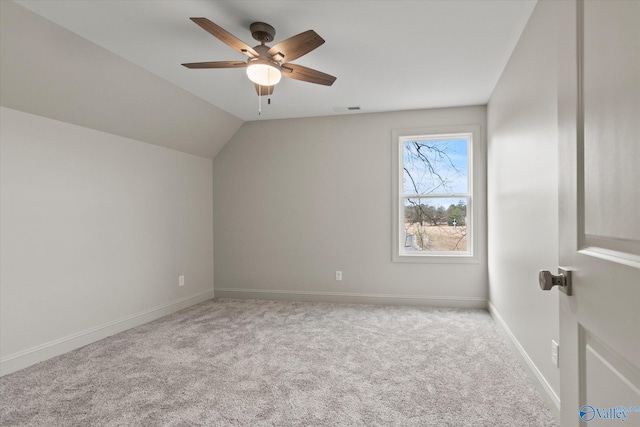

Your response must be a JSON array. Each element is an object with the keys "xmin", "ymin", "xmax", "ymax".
[
  {"xmin": 12, "ymin": 0, "xmax": 537, "ymax": 122},
  {"xmin": 0, "ymin": 1, "xmax": 243, "ymax": 159}
]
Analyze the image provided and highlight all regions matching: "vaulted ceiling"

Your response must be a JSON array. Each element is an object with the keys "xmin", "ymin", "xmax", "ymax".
[{"xmin": 12, "ymin": 1, "xmax": 536, "ymax": 122}]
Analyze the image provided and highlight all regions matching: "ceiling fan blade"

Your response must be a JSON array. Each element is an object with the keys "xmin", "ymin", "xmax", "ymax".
[
  {"xmin": 254, "ymin": 84, "xmax": 275, "ymax": 96},
  {"xmin": 268, "ymin": 30, "xmax": 324, "ymax": 62},
  {"xmin": 281, "ymin": 63, "xmax": 336, "ymax": 86},
  {"xmin": 182, "ymin": 61, "xmax": 247, "ymax": 69},
  {"xmin": 190, "ymin": 18, "xmax": 258, "ymax": 58}
]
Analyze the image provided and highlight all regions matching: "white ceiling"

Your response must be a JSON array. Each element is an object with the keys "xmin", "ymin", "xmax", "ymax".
[{"xmin": 14, "ymin": 0, "xmax": 536, "ymax": 122}]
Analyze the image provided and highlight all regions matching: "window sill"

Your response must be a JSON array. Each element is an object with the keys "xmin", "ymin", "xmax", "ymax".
[{"xmin": 393, "ymin": 253, "xmax": 479, "ymax": 264}]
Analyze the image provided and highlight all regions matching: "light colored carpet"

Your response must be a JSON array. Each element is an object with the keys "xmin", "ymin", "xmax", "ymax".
[{"xmin": 1, "ymin": 298, "xmax": 558, "ymax": 426}]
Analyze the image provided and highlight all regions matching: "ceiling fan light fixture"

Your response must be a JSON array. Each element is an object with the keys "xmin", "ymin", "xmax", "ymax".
[{"xmin": 246, "ymin": 61, "xmax": 282, "ymax": 86}]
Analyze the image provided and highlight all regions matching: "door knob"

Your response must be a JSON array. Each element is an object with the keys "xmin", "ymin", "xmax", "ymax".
[{"xmin": 539, "ymin": 268, "xmax": 572, "ymax": 295}]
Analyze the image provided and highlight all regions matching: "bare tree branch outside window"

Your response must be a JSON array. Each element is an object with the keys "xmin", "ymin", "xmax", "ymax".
[{"xmin": 401, "ymin": 137, "xmax": 470, "ymax": 253}]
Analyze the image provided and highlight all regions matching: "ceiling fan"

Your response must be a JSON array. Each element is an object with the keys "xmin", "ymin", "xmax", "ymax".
[{"xmin": 182, "ymin": 18, "xmax": 337, "ymax": 96}]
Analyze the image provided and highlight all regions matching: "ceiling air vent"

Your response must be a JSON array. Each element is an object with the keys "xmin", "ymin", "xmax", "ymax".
[{"xmin": 332, "ymin": 106, "xmax": 362, "ymax": 113}]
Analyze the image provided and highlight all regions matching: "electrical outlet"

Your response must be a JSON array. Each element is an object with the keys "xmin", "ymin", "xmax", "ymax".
[
  {"xmin": 551, "ymin": 340, "xmax": 559, "ymax": 367},
  {"xmin": 335, "ymin": 271, "xmax": 342, "ymax": 281},
  {"xmin": 179, "ymin": 275, "xmax": 185, "ymax": 287}
]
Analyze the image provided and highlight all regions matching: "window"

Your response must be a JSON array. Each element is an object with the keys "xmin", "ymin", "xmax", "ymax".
[{"xmin": 392, "ymin": 126, "xmax": 479, "ymax": 262}]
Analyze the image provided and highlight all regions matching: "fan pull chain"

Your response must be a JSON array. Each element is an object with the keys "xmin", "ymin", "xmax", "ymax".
[{"xmin": 256, "ymin": 87, "xmax": 272, "ymax": 116}]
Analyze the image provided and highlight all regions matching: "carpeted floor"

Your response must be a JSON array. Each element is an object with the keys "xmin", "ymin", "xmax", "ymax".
[{"xmin": 1, "ymin": 298, "xmax": 558, "ymax": 426}]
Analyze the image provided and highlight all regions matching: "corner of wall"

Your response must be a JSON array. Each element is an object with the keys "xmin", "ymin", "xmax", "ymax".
[{"xmin": 488, "ymin": 302, "xmax": 560, "ymax": 417}]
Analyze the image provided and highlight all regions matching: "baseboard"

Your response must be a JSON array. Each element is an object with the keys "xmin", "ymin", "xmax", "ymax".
[
  {"xmin": 215, "ymin": 288, "xmax": 487, "ymax": 309},
  {"xmin": 1, "ymin": 289, "xmax": 214, "ymax": 376},
  {"xmin": 488, "ymin": 301, "xmax": 560, "ymax": 418}
]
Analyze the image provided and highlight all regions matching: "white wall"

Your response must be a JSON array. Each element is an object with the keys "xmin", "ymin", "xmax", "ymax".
[
  {"xmin": 487, "ymin": 0, "xmax": 560, "ymax": 413},
  {"xmin": 213, "ymin": 106, "xmax": 487, "ymax": 306},
  {"xmin": 0, "ymin": 107, "xmax": 214, "ymax": 375}
]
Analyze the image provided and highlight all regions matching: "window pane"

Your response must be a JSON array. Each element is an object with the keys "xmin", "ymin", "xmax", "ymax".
[
  {"xmin": 402, "ymin": 198, "xmax": 468, "ymax": 252},
  {"xmin": 402, "ymin": 138, "xmax": 468, "ymax": 195}
]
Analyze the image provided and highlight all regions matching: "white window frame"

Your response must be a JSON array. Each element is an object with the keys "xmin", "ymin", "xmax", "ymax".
[{"xmin": 392, "ymin": 125, "xmax": 481, "ymax": 263}]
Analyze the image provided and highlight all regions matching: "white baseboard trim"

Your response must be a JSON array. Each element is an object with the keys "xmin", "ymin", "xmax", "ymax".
[
  {"xmin": 1, "ymin": 289, "xmax": 214, "ymax": 376},
  {"xmin": 215, "ymin": 288, "xmax": 487, "ymax": 309},
  {"xmin": 488, "ymin": 301, "xmax": 560, "ymax": 417}
]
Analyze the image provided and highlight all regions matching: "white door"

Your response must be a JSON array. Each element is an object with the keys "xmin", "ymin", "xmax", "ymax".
[{"xmin": 557, "ymin": 0, "xmax": 640, "ymax": 426}]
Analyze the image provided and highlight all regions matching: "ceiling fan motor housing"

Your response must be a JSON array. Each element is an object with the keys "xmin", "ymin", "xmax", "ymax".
[
  {"xmin": 246, "ymin": 45, "xmax": 282, "ymax": 86},
  {"xmin": 250, "ymin": 45, "xmax": 280, "ymax": 65},
  {"xmin": 250, "ymin": 22, "xmax": 276, "ymax": 43}
]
